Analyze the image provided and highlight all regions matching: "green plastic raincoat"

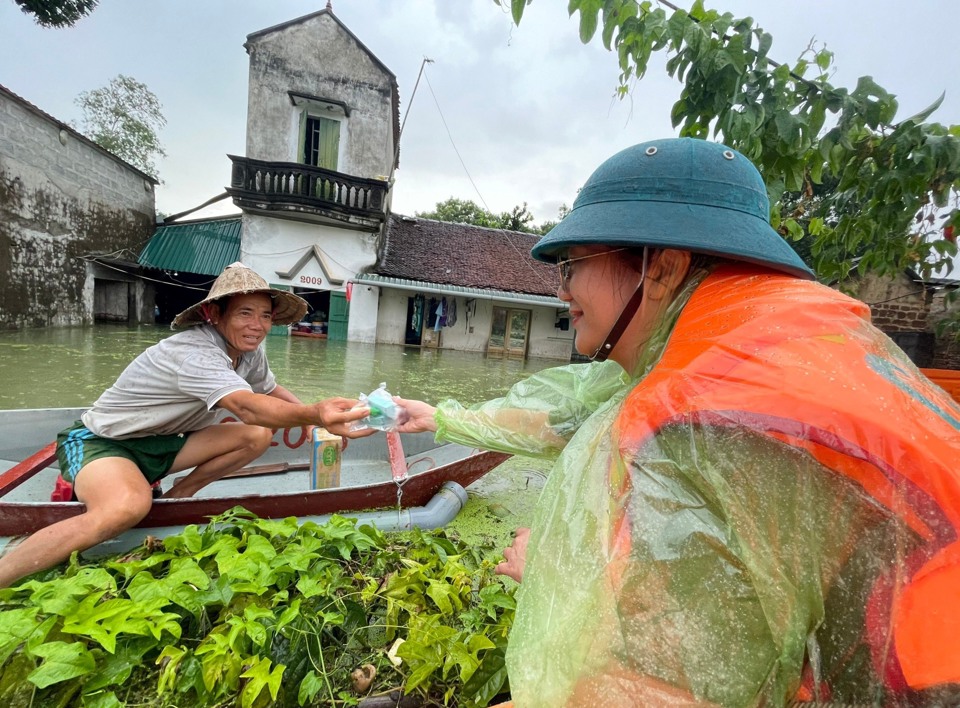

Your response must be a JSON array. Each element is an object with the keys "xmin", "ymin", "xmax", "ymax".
[{"xmin": 435, "ymin": 266, "xmax": 960, "ymax": 707}]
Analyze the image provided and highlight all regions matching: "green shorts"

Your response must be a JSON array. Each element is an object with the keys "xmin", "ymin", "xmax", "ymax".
[{"xmin": 56, "ymin": 421, "xmax": 189, "ymax": 485}]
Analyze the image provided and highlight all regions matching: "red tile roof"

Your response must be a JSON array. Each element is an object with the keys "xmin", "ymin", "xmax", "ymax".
[{"xmin": 376, "ymin": 214, "xmax": 560, "ymax": 296}]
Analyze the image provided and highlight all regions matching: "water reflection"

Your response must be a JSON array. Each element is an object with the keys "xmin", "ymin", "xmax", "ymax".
[{"xmin": 0, "ymin": 325, "xmax": 562, "ymax": 409}]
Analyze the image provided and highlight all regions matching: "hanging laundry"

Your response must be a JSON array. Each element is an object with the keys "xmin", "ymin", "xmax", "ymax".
[
  {"xmin": 410, "ymin": 295, "xmax": 423, "ymax": 332},
  {"xmin": 445, "ymin": 298, "xmax": 458, "ymax": 328},
  {"xmin": 464, "ymin": 299, "xmax": 475, "ymax": 333},
  {"xmin": 434, "ymin": 299, "xmax": 444, "ymax": 331}
]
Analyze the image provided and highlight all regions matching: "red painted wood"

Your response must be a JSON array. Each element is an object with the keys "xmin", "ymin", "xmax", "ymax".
[
  {"xmin": 0, "ymin": 442, "xmax": 57, "ymax": 497},
  {"xmin": 0, "ymin": 451, "xmax": 510, "ymax": 535}
]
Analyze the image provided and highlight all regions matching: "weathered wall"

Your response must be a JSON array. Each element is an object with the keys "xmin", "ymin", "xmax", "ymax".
[
  {"xmin": 244, "ymin": 12, "xmax": 395, "ymax": 179},
  {"xmin": 843, "ymin": 271, "xmax": 960, "ymax": 369},
  {"xmin": 847, "ymin": 272, "xmax": 931, "ymax": 333},
  {"xmin": 0, "ymin": 89, "xmax": 156, "ymax": 330},
  {"xmin": 241, "ymin": 212, "xmax": 379, "ymax": 295},
  {"xmin": 928, "ymin": 289, "xmax": 960, "ymax": 370},
  {"xmin": 348, "ymin": 283, "xmax": 379, "ymax": 343}
]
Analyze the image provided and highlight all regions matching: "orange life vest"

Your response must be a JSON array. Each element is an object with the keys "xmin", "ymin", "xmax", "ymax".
[{"xmin": 615, "ymin": 265, "xmax": 960, "ymax": 690}]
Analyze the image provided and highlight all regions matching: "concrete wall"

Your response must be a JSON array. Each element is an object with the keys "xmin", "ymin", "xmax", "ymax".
[
  {"xmin": 241, "ymin": 212, "xmax": 379, "ymax": 298},
  {"xmin": 372, "ymin": 287, "xmax": 574, "ymax": 361},
  {"xmin": 244, "ymin": 13, "xmax": 395, "ymax": 180},
  {"xmin": 0, "ymin": 90, "xmax": 156, "ymax": 330},
  {"xmin": 348, "ymin": 282, "xmax": 380, "ymax": 343}
]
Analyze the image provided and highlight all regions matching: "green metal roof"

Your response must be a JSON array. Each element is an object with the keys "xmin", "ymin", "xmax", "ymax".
[
  {"xmin": 354, "ymin": 273, "xmax": 566, "ymax": 308},
  {"xmin": 139, "ymin": 218, "xmax": 242, "ymax": 276}
]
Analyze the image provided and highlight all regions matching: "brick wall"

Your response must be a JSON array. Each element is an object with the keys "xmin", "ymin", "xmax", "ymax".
[
  {"xmin": 929, "ymin": 289, "xmax": 960, "ymax": 370},
  {"xmin": 0, "ymin": 87, "xmax": 156, "ymax": 330},
  {"xmin": 846, "ymin": 271, "xmax": 960, "ymax": 370}
]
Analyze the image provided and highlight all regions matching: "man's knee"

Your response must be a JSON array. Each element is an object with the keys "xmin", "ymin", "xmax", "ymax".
[
  {"xmin": 83, "ymin": 489, "xmax": 153, "ymax": 541},
  {"xmin": 241, "ymin": 425, "xmax": 273, "ymax": 455}
]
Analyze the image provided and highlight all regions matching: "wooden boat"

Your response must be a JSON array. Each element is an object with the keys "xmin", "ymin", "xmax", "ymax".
[
  {"xmin": 921, "ymin": 367, "xmax": 960, "ymax": 404},
  {"xmin": 0, "ymin": 408, "xmax": 509, "ymax": 556}
]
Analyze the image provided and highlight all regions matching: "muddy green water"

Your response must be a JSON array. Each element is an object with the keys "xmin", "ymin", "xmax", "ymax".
[
  {"xmin": 0, "ymin": 325, "xmax": 558, "ymax": 551},
  {"xmin": 0, "ymin": 324, "xmax": 560, "ymax": 410}
]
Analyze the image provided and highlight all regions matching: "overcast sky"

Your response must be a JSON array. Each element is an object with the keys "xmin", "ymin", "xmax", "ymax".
[{"xmin": 2, "ymin": 0, "xmax": 959, "ymax": 229}]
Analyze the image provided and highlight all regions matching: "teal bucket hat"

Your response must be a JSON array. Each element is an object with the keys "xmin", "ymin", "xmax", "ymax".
[{"xmin": 531, "ymin": 138, "xmax": 815, "ymax": 279}]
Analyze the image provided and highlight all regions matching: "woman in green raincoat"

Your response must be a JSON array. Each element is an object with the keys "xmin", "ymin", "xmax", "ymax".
[{"xmin": 396, "ymin": 138, "xmax": 960, "ymax": 707}]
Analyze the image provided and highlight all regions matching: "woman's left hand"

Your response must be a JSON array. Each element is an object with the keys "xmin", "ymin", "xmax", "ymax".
[
  {"xmin": 392, "ymin": 397, "xmax": 438, "ymax": 434},
  {"xmin": 496, "ymin": 527, "xmax": 530, "ymax": 583}
]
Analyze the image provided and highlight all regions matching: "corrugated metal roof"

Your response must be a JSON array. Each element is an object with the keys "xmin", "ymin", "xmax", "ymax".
[
  {"xmin": 139, "ymin": 218, "xmax": 242, "ymax": 275},
  {"xmin": 355, "ymin": 273, "xmax": 566, "ymax": 308}
]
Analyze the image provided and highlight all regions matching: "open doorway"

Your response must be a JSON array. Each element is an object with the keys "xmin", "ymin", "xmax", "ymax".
[
  {"xmin": 295, "ymin": 288, "xmax": 331, "ymax": 327},
  {"xmin": 404, "ymin": 294, "xmax": 426, "ymax": 345}
]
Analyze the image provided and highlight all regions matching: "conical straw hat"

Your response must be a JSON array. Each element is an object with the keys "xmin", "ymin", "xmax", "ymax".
[{"xmin": 172, "ymin": 262, "xmax": 308, "ymax": 329}]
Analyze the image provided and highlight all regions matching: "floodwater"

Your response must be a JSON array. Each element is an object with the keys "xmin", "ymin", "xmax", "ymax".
[{"xmin": 0, "ymin": 324, "xmax": 561, "ymax": 410}]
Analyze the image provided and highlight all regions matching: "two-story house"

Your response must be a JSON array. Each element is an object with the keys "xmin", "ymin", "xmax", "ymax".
[{"xmin": 140, "ymin": 6, "xmax": 572, "ymax": 360}]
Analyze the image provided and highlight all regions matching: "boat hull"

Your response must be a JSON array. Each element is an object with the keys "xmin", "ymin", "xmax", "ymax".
[
  {"xmin": 0, "ymin": 450, "xmax": 509, "ymax": 535},
  {"xmin": 0, "ymin": 408, "xmax": 510, "ymax": 536}
]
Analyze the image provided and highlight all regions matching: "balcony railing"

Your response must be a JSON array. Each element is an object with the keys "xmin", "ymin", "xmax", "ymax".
[{"xmin": 227, "ymin": 155, "xmax": 388, "ymax": 221}]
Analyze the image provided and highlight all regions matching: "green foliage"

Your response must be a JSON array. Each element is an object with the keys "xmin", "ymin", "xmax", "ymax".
[
  {"xmin": 74, "ymin": 74, "xmax": 166, "ymax": 180},
  {"xmin": 12, "ymin": 0, "xmax": 97, "ymax": 27},
  {"xmin": 0, "ymin": 511, "xmax": 515, "ymax": 707},
  {"xmin": 501, "ymin": 0, "xmax": 960, "ymax": 284},
  {"xmin": 535, "ymin": 204, "xmax": 571, "ymax": 235},
  {"xmin": 417, "ymin": 197, "xmax": 539, "ymax": 233}
]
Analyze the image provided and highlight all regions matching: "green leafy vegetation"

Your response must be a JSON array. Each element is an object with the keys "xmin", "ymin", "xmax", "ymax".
[
  {"xmin": 503, "ymin": 0, "xmax": 960, "ymax": 286},
  {"xmin": 0, "ymin": 510, "xmax": 515, "ymax": 707},
  {"xmin": 12, "ymin": 0, "xmax": 98, "ymax": 28},
  {"xmin": 416, "ymin": 198, "xmax": 567, "ymax": 235},
  {"xmin": 75, "ymin": 74, "xmax": 166, "ymax": 180}
]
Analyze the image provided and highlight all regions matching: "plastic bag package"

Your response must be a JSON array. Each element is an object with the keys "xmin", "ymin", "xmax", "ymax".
[
  {"xmin": 434, "ymin": 266, "xmax": 960, "ymax": 707},
  {"xmin": 351, "ymin": 382, "xmax": 406, "ymax": 432}
]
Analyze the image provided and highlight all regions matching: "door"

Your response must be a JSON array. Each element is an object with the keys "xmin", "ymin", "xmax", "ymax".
[
  {"xmin": 487, "ymin": 307, "xmax": 530, "ymax": 359},
  {"xmin": 268, "ymin": 283, "xmax": 292, "ymax": 336},
  {"xmin": 405, "ymin": 295, "xmax": 424, "ymax": 345},
  {"xmin": 327, "ymin": 291, "xmax": 349, "ymax": 341}
]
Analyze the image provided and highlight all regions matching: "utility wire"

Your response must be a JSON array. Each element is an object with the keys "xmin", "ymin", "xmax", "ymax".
[
  {"xmin": 418, "ymin": 67, "xmax": 557, "ymax": 292},
  {"xmin": 422, "ymin": 70, "xmax": 491, "ymax": 214},
  {"xmin": 393, "ymin": 56, "xmax": 434, "ymax": 178}
]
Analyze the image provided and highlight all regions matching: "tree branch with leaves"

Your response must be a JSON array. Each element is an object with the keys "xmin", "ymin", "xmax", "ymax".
[
  {"xmin": 74, "ymin": 74, "xmax": 166, "ymax": 180},
  {"xmin": 12, "ymin": 0, "xmax": 97, "ymax": 28},
  {"xmin": 502, "ymin": 0, "xmax": 960, "ymax": 285}
]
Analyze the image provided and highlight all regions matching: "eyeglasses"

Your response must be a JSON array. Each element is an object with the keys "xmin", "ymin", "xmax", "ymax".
[{"xmin": 556, "ymin": 248, "xmax": 629, "ymax": 290}]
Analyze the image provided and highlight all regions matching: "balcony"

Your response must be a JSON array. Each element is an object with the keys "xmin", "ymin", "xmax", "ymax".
[{"xmin": 226, "ymin": 155, "xmax": 388, "ymax": 228}]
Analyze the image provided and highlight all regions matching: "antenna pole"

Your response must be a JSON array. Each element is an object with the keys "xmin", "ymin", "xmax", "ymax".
[{"xmin": 391, "ymin": 56, "xmax": 434, "ymax": 178}]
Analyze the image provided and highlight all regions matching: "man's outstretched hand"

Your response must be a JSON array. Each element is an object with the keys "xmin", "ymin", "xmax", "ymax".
[{"xmin": 316, "ymin": 397, "xmax": 375, "ymax": 438}]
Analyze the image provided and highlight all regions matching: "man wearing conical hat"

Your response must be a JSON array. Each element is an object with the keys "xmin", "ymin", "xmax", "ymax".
[{"xmin": 0, "ymin": 262, "xmax": 372, "ymax": 588}]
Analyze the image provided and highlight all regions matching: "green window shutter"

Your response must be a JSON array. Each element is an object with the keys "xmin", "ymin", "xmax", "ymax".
[
  {"xmin": 301, "ymin": 115, "xmax": 341, "ymax": 171},
  {"xmin": 298, "ymin": 110, "xmax": 308, "ymax": 164},
  {"xmin": 318, "ymin": 117, "xmax": 340, "ymax": 171}
]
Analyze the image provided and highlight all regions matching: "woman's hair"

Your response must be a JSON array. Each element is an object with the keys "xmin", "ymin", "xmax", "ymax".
[{"xmin": 620, "ymin": 247, "xmax": 723, "ymax": 279}]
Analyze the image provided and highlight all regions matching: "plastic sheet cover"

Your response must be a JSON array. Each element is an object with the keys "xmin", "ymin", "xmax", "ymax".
[{"xmin": 434, "ymin": 266, "xmax": 960, "ymax": 707}]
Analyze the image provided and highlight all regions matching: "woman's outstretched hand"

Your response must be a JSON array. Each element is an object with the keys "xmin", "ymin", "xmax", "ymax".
[
  {"xmin": 496, "ymin": 527, "xmax": 530, "ymax": 583},
  {"xmin": 392, "ymin": 396, "xmax": 438, "ymax": 434}
]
